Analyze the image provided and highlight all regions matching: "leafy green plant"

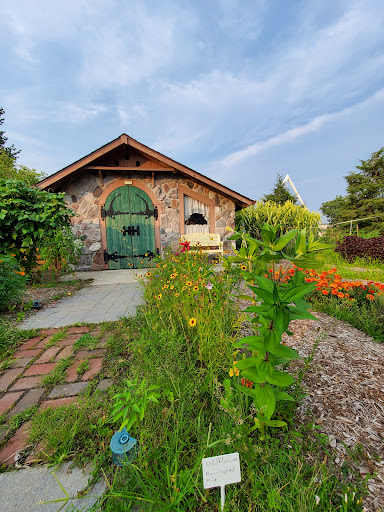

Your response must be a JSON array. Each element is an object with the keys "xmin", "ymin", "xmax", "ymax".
[
  {"xmin": 228, "ymin": 224, "xmax": 331, "ymax": 438},
  {"xmin": 236, "ymin": 200, "xmax": 321, "ymax": 241},
  {"xmin": 38, "ymin": 226, "xmax": 83, "ymax": 281},
  {"xmin": 0, "ymin": 254, "xmax": 27, "ymax": 311},
  {"xmin": 111, "ymin": 377, "xmax": 161, "ymax": 432},
  {"xmin": 76, "ymin": 359, "xmax": 90, "ymax": 378},
  {"xmin": 42, "ymin": 357, "xmax": 73, "ymax": 388},
  {"xmin": 0, "ymin": 179, "xmax": 75, "ymax": 272}
]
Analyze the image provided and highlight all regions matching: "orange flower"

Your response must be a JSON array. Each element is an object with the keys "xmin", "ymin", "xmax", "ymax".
[
  {"xmin": 337, "ymin": 292, "xmax": 344, "ymax": 298},
  {"xmin": 366, "ymin": 294, "xmax": 374, "ymax": 301},
  {"xmin": 321, "ymin": 290, "xmax": 329, "ymax": 295}
]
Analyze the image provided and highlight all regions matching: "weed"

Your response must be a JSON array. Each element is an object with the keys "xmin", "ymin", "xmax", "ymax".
[
  {"xmin": 76, "ymin": 358, "xmax": 90, "ymax": 378},
  {"xmin": 73, "ymin": 333, "xmax": 99, "ymax": 352},
  {"xmin": 42, "ymin": 357, "xmax": 73, "ymax": 389}
]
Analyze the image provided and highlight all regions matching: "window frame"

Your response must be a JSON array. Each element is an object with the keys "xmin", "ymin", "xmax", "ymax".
[{"xmin": 178, "ymin": 184, "xmax": 215, "ymax": 235}]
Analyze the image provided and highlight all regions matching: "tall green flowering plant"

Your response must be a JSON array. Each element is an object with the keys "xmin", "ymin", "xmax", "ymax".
[{"xmin": 226, "ymin": 223, "xmax": 331, "ymax": 438}]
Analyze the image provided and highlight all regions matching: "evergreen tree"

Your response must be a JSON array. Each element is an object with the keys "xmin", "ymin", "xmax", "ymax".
[
  {"xmin": 320, "ymin": 147, "xmax": 384, "ymax": 233},
  {"xmin": 263, "ymin": 174, "xmax": 298, "ymax": 205}
]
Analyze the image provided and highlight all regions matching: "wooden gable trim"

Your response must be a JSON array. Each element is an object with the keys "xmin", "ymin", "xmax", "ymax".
[
  {"xmin": 178, "ymin": 184, "xmax": 215, "ymax": 235},
  {"xmin": 37, "ymin": 133, "xmax": 254, "ymax": 207},
  {"xmin": 128, "ymin": 137, "xmax": 253, "ymax": 206}
]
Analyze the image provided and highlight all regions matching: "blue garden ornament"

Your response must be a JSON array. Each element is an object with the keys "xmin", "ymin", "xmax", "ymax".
[{"xmin": 110, "ymin": 427, "xmax": 138, "ymax": 466}]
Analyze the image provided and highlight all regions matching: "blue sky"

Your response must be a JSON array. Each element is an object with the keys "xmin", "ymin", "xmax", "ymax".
[{"xmin": 1, "ymin": 0, "xmax": 384, "ymax": 215}]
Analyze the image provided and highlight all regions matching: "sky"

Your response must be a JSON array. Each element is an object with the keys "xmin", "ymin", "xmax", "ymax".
[{"xmin": 1, "ymin": 0, "xmax": 384, "ymax": 215}]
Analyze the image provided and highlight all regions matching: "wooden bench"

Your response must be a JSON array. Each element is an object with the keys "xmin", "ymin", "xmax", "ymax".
[{"xmin": 180, "ymin": 233, "xmax": 223, "ymax": 255}]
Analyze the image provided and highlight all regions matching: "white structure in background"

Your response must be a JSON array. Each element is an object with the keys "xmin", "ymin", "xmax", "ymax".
[{"xmin": 283, "ymin": 174, "xmax": 305, "ymax": 206}]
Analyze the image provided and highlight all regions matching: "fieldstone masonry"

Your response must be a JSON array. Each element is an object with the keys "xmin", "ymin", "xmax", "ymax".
[{"xmin": 61, "ymin": 171, "xmax": 236, "ymax": 271}]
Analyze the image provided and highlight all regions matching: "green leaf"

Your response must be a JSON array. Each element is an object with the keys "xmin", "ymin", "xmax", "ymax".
[
  {"xmin": 263, "ymin": 419, "xmax": 287, "ymax": 427},
  {"xmin": 241, "ymin": 368, "xmax": 267, "ymax": 384},
  {"xmin": 254, "ymin": 383, "xmax": 276, "ymax": 420},
  {"xmin": 295, "ymin": 229, "xmax": 307, "ymax": 255},
  {"xmin": 287, "ymin": 306, "xmax": 317, "ymax": 321},
  {"xmin": 274, "ymin": 391, "xmax": 295, "ymax": 402},
  {"xmin": 132, "ymin": 404, "xmax": 141, "ymax": 413},
  {"xmin": 266, "ymin": 370, "xmax": 295, "ymax": 387},
  {"xmin": 273, "ymin": 229, "xmax": 298, "ymax": 251},
  {"xmin": 235, "ymin": 356, "xmax": 263, "ymax": 370},
  {"xmin": 248, "ymin": 286, "xmax": 274, "ymax": 304},
  {"xmin": 280, "ymin": 283, "xmax": 315, "ymax": 303},
  {"xmin": 268, "ymin": 344, "xmax": 300, "ymax": 360},
  {"xmin": 257, "ymin": 360, "xmax": 274, "ymax": 377},
  {"xmin": 251, "ymin": 274, "xmax": 275, "ymax": 293}
]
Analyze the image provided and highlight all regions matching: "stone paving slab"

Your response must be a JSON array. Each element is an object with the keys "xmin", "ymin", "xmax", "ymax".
[
  {"xmin": 21, "ymin": 282, "xmax": 144, "ymax": 329},
  {"xmin": 0, "ymin": 462, "xmax": 106, "ymax": 512}
]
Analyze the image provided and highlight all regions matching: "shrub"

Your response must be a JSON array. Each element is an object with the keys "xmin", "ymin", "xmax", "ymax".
[
  {"xmin": 0, "ymin": 254, "xmax": 26, "ymax": 311},
  {"xmin": 236, "ymin": 200, "xmax": 321, "ymax": 241},
  {"xmin": 0, "ymin": 179, "xmax": 75, "ymax": 272},
  {"xmin": 335, "ymin": 235, "xmax": 384, "ymax": 263},
  {"xmin": 37, "ymin": 226, "xmax": 83, "ymax": 281}
]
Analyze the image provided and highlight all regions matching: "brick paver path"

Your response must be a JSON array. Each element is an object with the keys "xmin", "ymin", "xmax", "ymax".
[{"xmin": 0, "ymin": 326, "xmax": 112, "ymax": 468}]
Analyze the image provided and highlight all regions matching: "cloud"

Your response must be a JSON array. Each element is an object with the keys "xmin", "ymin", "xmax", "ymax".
[{"xmin": 213, "ymin": 87, "xmax": 384, "ymax": 169}]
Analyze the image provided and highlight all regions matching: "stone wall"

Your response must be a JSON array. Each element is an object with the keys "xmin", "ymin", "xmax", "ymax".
[{"xmin": 61, "ymin": 171, "xmax": 236, "ymax": 270}]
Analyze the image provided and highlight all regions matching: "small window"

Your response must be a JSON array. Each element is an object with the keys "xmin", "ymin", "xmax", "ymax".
[
  {"xmin": 136, "ymin": 161, "xmax": 140, "ymax": 167},
  {"xmin": 184, "ymin": 196, "xmax": 209, "ymax": 234}
]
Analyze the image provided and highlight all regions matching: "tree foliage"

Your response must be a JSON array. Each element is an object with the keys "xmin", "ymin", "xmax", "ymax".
[
  {"xmin": 321, "ymin": 147, "xmax": 384, "ymax": 233},
  {"xmin": 0, "ymin": 107, "xmax": 20, "ymax": 160},
  {"xmin": 0, "ymin": 179, "xmax": 75, "ymax": 272},
  {"xmin": 0, "ymin": 150, "xmax": 46, "ymax": 185},
  {"xmin": 262, "ymin": 174, "xmax": 297, "ymax": 205}
]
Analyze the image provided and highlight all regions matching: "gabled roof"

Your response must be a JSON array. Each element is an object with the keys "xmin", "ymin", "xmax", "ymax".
[{"xmin": 37, "ymin": 134, "xmax": 254, "ymax": 207}]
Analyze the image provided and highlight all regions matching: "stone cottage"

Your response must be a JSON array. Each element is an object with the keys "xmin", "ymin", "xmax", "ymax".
[{"xmin": 37, "ymin": 134, "xmax": 254, "ymax": 270}]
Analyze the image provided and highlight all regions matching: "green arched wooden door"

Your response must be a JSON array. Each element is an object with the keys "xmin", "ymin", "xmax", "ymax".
[{"xmin": 103, "ymin": 186, "xmax": 157, "ymax": 269}]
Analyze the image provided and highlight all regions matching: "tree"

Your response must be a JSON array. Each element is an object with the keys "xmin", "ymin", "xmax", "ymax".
[
  {"xmin": 0, "ymin": 107, "xmax": 20, "ymax": 160},
  {"xmin": 0, "ymin": 179, "xmax": 75, "ymax": 272},
  {"xmin": 0, "ymin": 150, "xmax": 46, "ymax": 185},
  {"xmin": 320, "ymin": 147, "xmax": 384, "ymax": 233},
  {"xmin": 320, "ymin": 195, "xmax": 348, "ymax": 225},
  {"xmin": 262, "ymin": 174, "xmax": 298, "ymax": 205}
]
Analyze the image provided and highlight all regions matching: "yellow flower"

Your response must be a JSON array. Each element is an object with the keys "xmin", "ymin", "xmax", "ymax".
[
  {"xmin": 146, "ymin": 271, "xmax": 152, "ymax": 277},
  {"xmin": 188, "ymin": 317, "xmax": 197, "ymax": 327},
  {"xmin": 186, "ymin": 281, "xmax": 192, "ymax": 287},
  {"xmin": 240, "ymin": 265, "xmax": 247, "ymax": 271},
  {"xmin": 175, "ymin": 293, "xmax": 180, "ymax": 297},
  {"xmin": 157, "ymin": 294, "xmax": 162, "ymax": 300},
  {"xmin": 229, "ymin": 368, "xmax": 234, "ymax": 377},
  {"xmin": 193, "ymin": 285, "xmax": 199, "ymax": 291},
  {"xmin": 170, "ymin": 285, "xmax": 174, "ymax": 290},
  {"xmin": 162, "ymin": 284, "xmax": 169, "ymax": 289}
]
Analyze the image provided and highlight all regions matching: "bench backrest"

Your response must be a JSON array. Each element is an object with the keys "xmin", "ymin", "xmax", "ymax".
[{"xmin": 181, "ymin": 233, "xmax": 221, "ymax": 246}]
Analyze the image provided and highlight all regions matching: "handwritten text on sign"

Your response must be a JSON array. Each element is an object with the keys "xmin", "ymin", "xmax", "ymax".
[{"xmin": 202, "ymin": 452, "xmax": 241, "ymax": 489}]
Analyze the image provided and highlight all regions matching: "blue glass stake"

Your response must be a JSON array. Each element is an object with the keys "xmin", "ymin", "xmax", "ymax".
[{"xmin": 110, "ymin": 427, "xmax": 138, "ymax": 466}]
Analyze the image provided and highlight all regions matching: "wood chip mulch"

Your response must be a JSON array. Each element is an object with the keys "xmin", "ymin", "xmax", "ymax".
[{"xmin": 282, "ymin": 313, "xmax": 384, "ymax": 511}]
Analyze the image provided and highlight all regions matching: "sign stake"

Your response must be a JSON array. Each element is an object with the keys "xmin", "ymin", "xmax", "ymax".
[{"xmin": 220, "ymin": 485, "xmax": 225, "ymax": 511}]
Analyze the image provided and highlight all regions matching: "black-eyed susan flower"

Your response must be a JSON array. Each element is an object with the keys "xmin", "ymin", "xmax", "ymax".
[
  {"xmin": 146, "ymin": 271, "xmax": 152, "ymax": 277},
  {"xmin": 157, "ymin": 294, "xmax": 162, "ymax": 300},
  {"xmin": 175, "ymin": 293, "xmax": 180, "ymax": 297},
  {"xmin": 186, "ymin": 281, "xmax": 192, "ymax": 287},
  {"xmin": 193, "ymin": 285, "xmax": 199, "ymax": 291},
  {"xmin": 240, "ymin": 265, "xmax": 247, "ymax": 271},
  {"xmin": 162, "ymin": 284, "xmax": 169, "ymax": 289},
  {"xmin": 188, "ymin": 317, "xmax": 197, "ymax": 327}
]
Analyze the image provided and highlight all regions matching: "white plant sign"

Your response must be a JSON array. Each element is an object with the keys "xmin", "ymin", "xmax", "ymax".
[{"xmin": 202, "ymin": 452, "xmax": 241, "ymax": 511}]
